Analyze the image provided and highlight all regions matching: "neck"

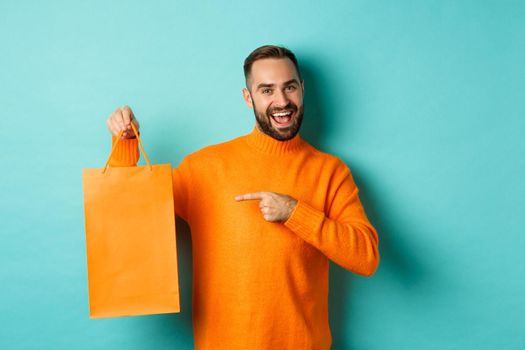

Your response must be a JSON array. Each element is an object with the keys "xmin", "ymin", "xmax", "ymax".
[{"xmin": 244, "ymin": 125, "xmax": 305, "ymax": 156}]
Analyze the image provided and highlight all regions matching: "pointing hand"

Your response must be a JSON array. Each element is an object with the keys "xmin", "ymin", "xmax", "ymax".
[{"xmin": 235, "ymin": 191, "xmax": 298, "ymax": 223}]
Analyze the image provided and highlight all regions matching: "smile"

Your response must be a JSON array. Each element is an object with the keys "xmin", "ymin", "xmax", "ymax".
[{"xmin": 270, "ymin": 110, "xmax": 294, "ymax": 127}]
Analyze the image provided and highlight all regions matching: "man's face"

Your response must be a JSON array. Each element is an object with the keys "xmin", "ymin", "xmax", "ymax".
[{"xmin": 242, "ymin": 58, "xmax": 304, "ymax": 141}]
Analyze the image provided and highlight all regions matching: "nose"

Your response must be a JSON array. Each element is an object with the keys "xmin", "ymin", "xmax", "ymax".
[{"xmin": 273, "ymin": 89, "xmax": 289, "ymax": 108}]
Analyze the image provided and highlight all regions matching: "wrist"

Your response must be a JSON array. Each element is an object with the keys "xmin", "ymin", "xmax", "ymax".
[
  {"xmin": 286, "ymin": 198, "xmax": 298, "ymax": 221},
  {"xmin": 122, "ymin": 131, "xmax": 139, "ymax": 139}
]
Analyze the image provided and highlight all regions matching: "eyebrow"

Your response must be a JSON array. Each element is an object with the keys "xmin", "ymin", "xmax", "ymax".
[{"xmin": 256, "ymin": 79, "xmax": 300, "ymax": 91}]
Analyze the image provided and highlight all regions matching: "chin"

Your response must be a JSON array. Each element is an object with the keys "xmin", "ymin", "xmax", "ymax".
[{"xmin": 272, "ymin": 127, "xmax": 299, "ymax": 141}]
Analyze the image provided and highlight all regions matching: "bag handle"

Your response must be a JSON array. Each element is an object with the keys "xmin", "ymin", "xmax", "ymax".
[{"xmin": 102, "ymin": 122, "xmax": 152, "ymax": 174}]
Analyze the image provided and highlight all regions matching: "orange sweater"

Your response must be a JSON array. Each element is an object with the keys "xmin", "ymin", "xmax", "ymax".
[{"xmin": 110, "ymin": 127, "xmax": 380, "ymax": 349}]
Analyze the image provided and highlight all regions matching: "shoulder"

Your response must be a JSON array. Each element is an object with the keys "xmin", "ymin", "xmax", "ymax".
[
  {"xmin": 179, "ymin": 134, "xmax": 244, "ymax": 167},
  {"xmin": 303, "ymin": 141, "xmax": 351, "ymax": 175},
  {"xmin": 304, "ymin": 144, "xmax": 360, "ymax": 198}
]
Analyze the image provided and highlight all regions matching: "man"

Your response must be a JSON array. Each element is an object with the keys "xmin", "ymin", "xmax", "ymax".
[{"xmin": 106, "ymin": 45, "xmax": 380, "ymax": 349}]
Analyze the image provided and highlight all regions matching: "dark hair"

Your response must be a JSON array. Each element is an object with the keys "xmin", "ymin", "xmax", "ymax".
[{"xmin": 243, "ymin": 45, "xmax": 302, "ymax": 88}]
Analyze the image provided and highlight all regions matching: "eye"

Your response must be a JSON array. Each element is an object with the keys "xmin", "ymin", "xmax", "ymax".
[
  {"xmin": 285, "ymin": 85, "xmax": 297, "ymax": 91},
  {"xmin": 262, "ymin": 88, "xmax": 272, "ymax": 94}
]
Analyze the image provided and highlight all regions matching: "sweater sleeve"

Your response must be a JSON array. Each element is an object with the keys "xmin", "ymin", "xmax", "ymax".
[
  {"xmin": 109, "ymin": 135, "xmax": 140, "ymax": 167},
  {"xmin": 283, "ymin": 164, "xmax": 380, "ymax": 277},
  {"xmin": 108, "ymin": 135, "xmax": 191, "ymax": 221}
]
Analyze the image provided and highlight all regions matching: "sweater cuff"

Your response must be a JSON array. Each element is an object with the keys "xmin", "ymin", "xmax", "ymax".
[
  {"xmin": 284, "ymin": 200, "xmax": 325, "ymax": 241},
  {"xmin": 110, "ymin": 135, "xmax": 140, "ymax": 167}
]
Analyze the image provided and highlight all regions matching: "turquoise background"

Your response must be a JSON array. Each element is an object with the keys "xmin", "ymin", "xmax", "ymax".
[{"xmin": 1, "ymin": 1, "xmax": 524, "ymax": 349}]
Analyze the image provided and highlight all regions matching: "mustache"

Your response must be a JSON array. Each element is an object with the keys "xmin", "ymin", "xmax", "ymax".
[{"xmin": 268, "ymin": 103, "xmax": 298, "ymax": 114}]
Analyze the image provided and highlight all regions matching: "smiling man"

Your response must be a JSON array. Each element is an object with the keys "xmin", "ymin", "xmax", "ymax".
[
  {"xmin": 106, "ymin": 45, "xmax": 380, "ymax": 350},
  {"xmin": 242, "ymin": 55, "xmax": 304, "ymax": 141}
]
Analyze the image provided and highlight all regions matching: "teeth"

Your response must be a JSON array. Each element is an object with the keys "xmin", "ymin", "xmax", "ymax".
[{"xmin": 272, "ymin": 111, "xmax": 292, "ymax": 117}]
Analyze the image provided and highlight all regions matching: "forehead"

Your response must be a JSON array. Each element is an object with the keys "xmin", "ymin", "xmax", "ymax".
[{"xmin": 250, "ymin": 58, "xmax": 300, "ymax": 86}]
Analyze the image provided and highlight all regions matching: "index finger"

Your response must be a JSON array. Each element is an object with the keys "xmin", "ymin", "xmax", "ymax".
[{"xmin": 235, "ymin": 192, "xmax": 268, "ymax": 201}]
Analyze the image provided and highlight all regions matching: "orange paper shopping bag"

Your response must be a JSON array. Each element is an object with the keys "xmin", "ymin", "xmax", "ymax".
[{"xmin": 82, "ymin": 123, "xmax": 180, "ymax": 319}]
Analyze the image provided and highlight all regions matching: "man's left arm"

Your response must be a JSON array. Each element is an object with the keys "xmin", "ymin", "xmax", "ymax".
[
  {"xmin": 236, "ymin": 166, "xmax": 380, "ymax": 277},
  {"xmin": 284, "ymin": 166, "xmax": 380, "ymax": 276}
]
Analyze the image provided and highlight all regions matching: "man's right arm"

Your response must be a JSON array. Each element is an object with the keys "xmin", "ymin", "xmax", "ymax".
[{"xmin": 105, "ymin": 105, "xmax": 190, "ymax": 222}]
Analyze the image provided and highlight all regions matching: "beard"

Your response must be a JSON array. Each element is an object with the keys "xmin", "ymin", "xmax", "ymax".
[{"xmin": 252, "ymin": 99, "xmax": 304, "ymax": 141}]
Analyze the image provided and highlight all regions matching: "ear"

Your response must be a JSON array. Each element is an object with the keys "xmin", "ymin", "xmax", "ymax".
[
  {"xmin": 242, "ymin": 87, "xmax": 254, "ymax": 109},
  {"xmin": 301, "ymin": 79, "xmax": 305, "ymax": 94}
]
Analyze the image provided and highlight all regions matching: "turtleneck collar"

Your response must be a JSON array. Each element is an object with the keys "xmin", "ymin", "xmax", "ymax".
[{"xmin": 244, "ymin": 126, "xmax": 305, "ymax": 155}]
